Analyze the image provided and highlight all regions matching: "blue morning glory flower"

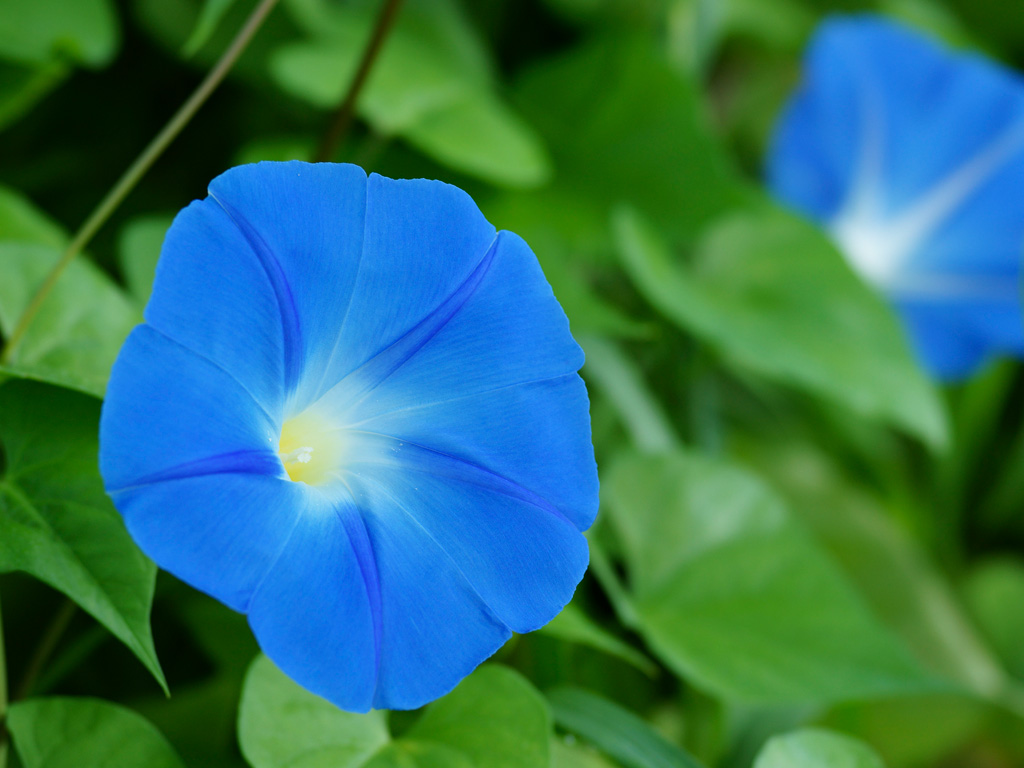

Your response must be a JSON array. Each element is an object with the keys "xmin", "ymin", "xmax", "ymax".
[
  {"xmin": 98, "ymin": 161, "xmax": 598, "ymax": 711},
  {"xmin": 767, "ymin": 15, "xmax": 1024, "ymax": 379}
]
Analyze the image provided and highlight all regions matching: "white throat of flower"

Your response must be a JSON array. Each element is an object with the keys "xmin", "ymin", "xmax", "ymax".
[{"xmin": 828, "ymin": 103, "xmax": 1024, "ymax": 296}]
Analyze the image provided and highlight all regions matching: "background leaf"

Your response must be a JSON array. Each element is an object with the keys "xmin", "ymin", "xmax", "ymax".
[
  {"xmin": 239, "ymin": 654, "xmax": 389, "ymax": 768},
  {"xmin": 0, "ymin": 0, "xmax": 120, "ymax": 67},
  {"xmin": 512, "ymin": 36, "xmax": 757, "ymax": 245},
  {"xmin": 116, "ymin": 214, "xmax": 173, "ymax": 306},
  {"xmin": 0, "ymin": 243, "xmax": 141, "ymax": 397},
  {"xmin": 405, "ymin": 664, "xmax": 551, "ymax": 768},
  {"xmin": 0, "ymin": 380, "xmax": 165, "ymax": 690},
  {"xmin": 239, "ymin": 657, "xmax": 551, "ymax": 768},
  {"xmin": 7, "ymin": 696, "xmax": 184, "ymax": 768},
  {"xmin": 269, "ymin": 0, "xmax": 549, "ymax": 187},
  {"xmin": 548, "ymin": 687, "xmax": 705, "ymax": 768},
  {"xmin": 540, "ymin": 602, "xmax": 658, "ymax": 676},
  {"xmin": 603, "ymin": 451, "xmax": 942, "ymax": 704},
  {"xmin": 753, "ymin": 728, "xmax": 886, "ymax": 768},
  {"xmin": 613, "ymin": 206, "xmax": 948, "ymax": 448}
]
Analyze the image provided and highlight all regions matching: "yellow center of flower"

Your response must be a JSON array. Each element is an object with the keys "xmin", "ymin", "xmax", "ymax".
[{"xmin": 278, "ymin": 410, "xmax": 348, "ymax": 486}]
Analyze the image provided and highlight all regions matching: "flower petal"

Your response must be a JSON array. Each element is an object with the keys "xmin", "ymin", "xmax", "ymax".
[
  {"xmin": 767, "ymin": 15, "xmax": 1024, "ymax": 378},
  {"xmin": 769, "ymin": 17, "xmax": 1024, "ymax": 223},
  {"xmin": 205, "ymin": 162, "xmax": 369, "ymax": 406},
  {"xmin": 314, "ymin": 229, "xmax": 596, "ymax": 528},
  {"xmin": 354, "ymin": 476, "xmax": 515, "ymax": 711},
  {"xmin": 111, "ymin": 471, "xmax": 304, "ymax": 612},
  {"xmin": 302, "ymin": 172, "xmax": 499, "ymax": 402},
  {"xmin": 99, "ymin": 325, "xmax": 280, "ymax": 491},
  {"xmin": 898, "ymin": 296, "xmax": 1020, "ymax": 378},
  {"xmin": 345, "ymin": 432, "xmax": 590, "ymax": 635},
  {"xmin": 246, "ymin": 483, "xmax": 512, "ymax": 712},
  {"xmin": 246, "ymin": 493, "xmax": 381, "ymax": 712},
  {"xmin": 144, "ymin": 197, "xmax": 289, "ymax": 415}
]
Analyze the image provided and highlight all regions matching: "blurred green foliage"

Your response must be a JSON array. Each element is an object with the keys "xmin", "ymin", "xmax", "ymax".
[{"xmin": 2, "ymin": 0, "xmax": 1024, "ymax": 767}]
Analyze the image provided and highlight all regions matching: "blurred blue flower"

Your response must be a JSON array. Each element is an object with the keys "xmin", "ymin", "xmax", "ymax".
[
  {"xmin": 99, "ymin": 161, "xmax": 597, "ymax": 711},
  {"xmin": 768, "ymin": 15, "xmax": 1024, "ymax": 379}
]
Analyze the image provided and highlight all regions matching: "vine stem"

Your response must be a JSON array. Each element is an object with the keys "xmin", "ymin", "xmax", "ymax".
[
  {"xmin": 13, "ymin": 599, "xmax": 76, "ymax": 702},
  {"xmin": 312, "ymin": 0, "xmax": 405, "ymax": 163},
  {"xmin": 0, "ymin": 0, "xmax": 281, "ymax": 366},
  {"xmin": 0, "ymin": 590, "xmax": 8, "ymax": 768}
]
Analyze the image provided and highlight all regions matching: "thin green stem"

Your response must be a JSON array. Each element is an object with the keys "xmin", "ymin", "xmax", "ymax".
[
  {"xmin": 0, "ymin": 589, "xmax": 8, "ymax": 768},
  {"xmin": 0, "ymin": 0, "xmax": 281, "ymax": 366},
  {"xmin": 312, "ymin": 0, "xmax": 405, "ymax": 163},
  {"xmin": 13, "ymin": 599, "xmax": 76, "ymax": 702}
]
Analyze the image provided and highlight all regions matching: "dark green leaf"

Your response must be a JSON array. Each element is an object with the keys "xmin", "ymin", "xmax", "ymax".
[
  {"xmin": 548, "ymin": 687, "xmax": 704, "ymax": 768},
  {"xmin": 0, "ymin": 243, "xmax": 141, "ymax": 397},
  {"xmin": 603, "ymin": 451, "xmax": 942, "ymax": 704},
  {"xmin": 0, "ymin": 380, "xmax": 165, "ymax": 690},
  {"xmin": 182, "ymin": 0, "xmax": 238, "ymax": 57},
  {"xmin": 238, "ymin": 654, "xmax": 390, "ymax": 768},
  {"xmin": 579, "ymin": 336, "xmax": 679, "ymax": 455},
  {"xmin": 406, "ymin": 664, "xmax": 551, "ymax": 768},
  {"xmin": 0, "ymin": 0, "xmax": 120, "ymax": 67},
  {"xmin": 238, "ymin": 657, "xmax": 551, "ymax": 768},
  {"xmin": 117, "ymin": 214, "xmax": 173, "ymax": 306},
  {"xmin": 0, "ymin": 59, "xmax": 68, "ymax": 131},
  {"xmin": 0, "ymin": 182, "xmax": 66, "ymax": 246},
  {"xmin": 270, "ymin": 0, "xmax": 548, "ymax": 187},
  {"xmin": 540, "ymin": 601, "xmax": 657, "ymax": 676},
  {"xmin": 8, "ymin": 696, "xmax": 184, "ymax": 768},
  {"xmin": 514, "ymin": 37, "xmax": 757, "ymax": 242},
  {"xmin": 964, "ymin": 558, "xmax": 1024, "ymax": 681},
  {"xmin": 613, "ymin": 206, "xmax": 948, "ymax": 448}
]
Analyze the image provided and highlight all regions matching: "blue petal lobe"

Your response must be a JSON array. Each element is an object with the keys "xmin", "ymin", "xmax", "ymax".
[
  {"xmin": 144, "ymin": 197, "xmax": 288, "ymax": 415},
  {"xmin": 99, "ymin": 325, "xmax": 279, "ymax": 492},
  {"xmin": 317, "ymin": 229, "xmax": 597, "ymax": 529},
  {"xmin": 111, "ymin": 472, "xmax": 304, "ymax": 612},
  {"xmin": 246, "ymin": 492, "xmax": 381, "ymax": 712},
  {"xmin": 767, "ymin": 15, "xmax": 1024, "ymax": 378},
  {"xmin": 345, "ymin": 434, "xmax": 590, "ymax": 637},
  {"xmin": 305, "ymin": 172, "xmax": 498, "ymax": 401},
  {"xmin": 206, "ymin": 162, "xmax": 369, "ymax": 407},
  {"xmin": 345, "ymin": 475, "xmax": 513, "ymax": 711},
  {"xmin": 897, "ymin": 295, "xmax": 1024, "ymax": 380}
]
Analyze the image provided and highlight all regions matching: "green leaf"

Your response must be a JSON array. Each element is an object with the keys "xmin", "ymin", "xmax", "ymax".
[
  {"xmin": 0, "ymin": 243, "xmax": 141, "ymax": 397},
  {"xmin": 513, "ymin": 36, "xmax": 757, "ymax": 242},
  {"xmin": 548, "ymin": 687, "xmax": 704, "ymax": 768},
  {"xmin": 182, "ymin": 0, "xmax": 238, "ymax": 57},
  {"xmin": 540, "ymin": 601, "xmax": 657, "ymax": 676},
  {"xmin": 0, "ymin": 183, "xmax": 66, "ymax": 246},
  {"xmin": 401, "ymin": 92, "xmax": 551, "ymax": 188},
  {"xmin": 753, "ymin": 728, "xmax": 886, "ymax": 768},
  {"xmin": 787, "ymin": 463, "xmax": 1006, "ymax": 698},
  {"xmin": 239, "ymin": 656, "xmax": 551, "ymax": 768},
  {"xmin": 117, "ymin": 214, "xmax": 173, "ymax": 306},
  {"xmin": 8, "ymin": 696, "xmax": 184, "ymax": 768},
  {"xmin": 603, "ymin": 451, "xmax": 942, "ymax": 705},
  {"xmin": 0, "ymin": 59, "xmax": 69, "ymax": 131},
  {"xmin": 613, "ymin": 206, "xmax": 948, "ymax": 448},
  {"xmin": 552, "ymin": 739, "xmax": 620, "ymax": 768},
  {"xmin": 239, "ymin": 655, "xmax": 389, "ymax": 768},
  {"xmin": 964, "ymin": 558, "xmax": 1024, "ymax": 682},
  {"xmin": 0, "ymin": 380, "xmax": 165, "ymax": 691},
  {"xmin": 405, "ymin": 665, "xmax": 551, "ymax": 768},
  {"xmin": 270, "ymin": 0, "xmax": 549, "ymax": 187},
  {"xmin": 363, "ymin": 742, "xmax": 475, "ymax": 768},
  {"xmin": 0, "ymin": 0, "xmax": 120, "ymax": 67},
  {"xmin": 579, "ymin": 335, "xmax": 679, "ymax": 455}
]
